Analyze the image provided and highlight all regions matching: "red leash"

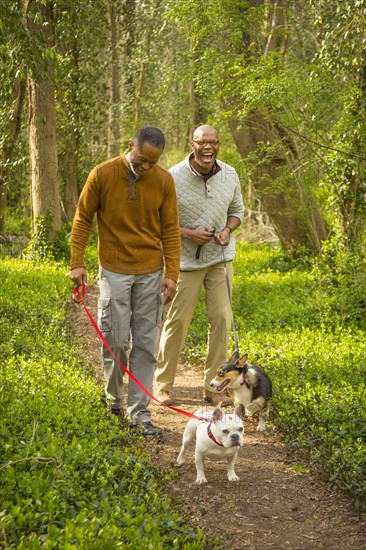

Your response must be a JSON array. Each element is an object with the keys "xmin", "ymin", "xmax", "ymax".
[{"xmin": 72, "ymin": 282, "xmax": 203, "ymax": 421}]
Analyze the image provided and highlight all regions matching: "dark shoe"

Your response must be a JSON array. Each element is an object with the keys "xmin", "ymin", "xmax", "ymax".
[{"xmin": 131, "ymin": 421, "xmax": 163, "ymax": 438}]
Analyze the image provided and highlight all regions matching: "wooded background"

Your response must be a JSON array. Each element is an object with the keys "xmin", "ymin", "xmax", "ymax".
[{"xmin": 1, "ymin": 0, "xmax": 365, "ymax": 258}]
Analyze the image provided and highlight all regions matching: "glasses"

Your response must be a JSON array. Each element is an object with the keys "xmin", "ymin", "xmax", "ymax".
[{"xmin": 192, "ymin": 139, "xmax": 220, "ymax": 146}]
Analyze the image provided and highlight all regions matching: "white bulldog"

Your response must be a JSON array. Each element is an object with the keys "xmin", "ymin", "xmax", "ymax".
[{"xmin": 177, "ymin": 405, "xmax": 245, "ymax": 484}]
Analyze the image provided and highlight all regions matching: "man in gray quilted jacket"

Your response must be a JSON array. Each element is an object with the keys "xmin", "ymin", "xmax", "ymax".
[{"xmin": 154, "ymin": 125, "xmax": 245, "ymax": 406}]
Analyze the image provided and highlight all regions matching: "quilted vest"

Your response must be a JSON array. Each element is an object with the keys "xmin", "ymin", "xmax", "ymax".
[{"xmin": 170, "ymin": 156, "xmax": 245, "ymax": 271}]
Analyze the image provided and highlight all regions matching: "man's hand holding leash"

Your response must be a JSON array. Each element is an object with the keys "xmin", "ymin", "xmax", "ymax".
[
  {"xmin": 214, "ymin": 226, "xmax": 231, "ymax": 246},
  {"xmin": 181, "ymin": 226, "xmax": 215, "ymax": 245},
  {"xmin": 182, "ymin": 226, "xmax": 232, "ymax": 246},
  {"xmin": 68, "ymin": 268, "xmax": 175, "ymax": 305},
  {"xmin": 67, "ymin": 267, "xmax": 88, "ymax": 288}
]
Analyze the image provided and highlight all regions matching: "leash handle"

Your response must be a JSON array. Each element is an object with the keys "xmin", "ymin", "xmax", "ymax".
[{"xmin": 72, "ymin": 282, "xmax": 87, "ymax": 303}]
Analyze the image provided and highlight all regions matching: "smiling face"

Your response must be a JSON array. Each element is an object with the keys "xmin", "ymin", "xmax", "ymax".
[
  {"xmin": 126, "ymin": 140, "xmax": 162, "ymax": 176},
  {"xmin": 190, "ymin": 125, "xmax": 220, "ymax": 174}
]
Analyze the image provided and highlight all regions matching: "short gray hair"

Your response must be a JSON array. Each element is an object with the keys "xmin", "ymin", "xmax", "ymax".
[{"xmin": 133, "ymin": 125, "xmax": 165, "ymax": 150}]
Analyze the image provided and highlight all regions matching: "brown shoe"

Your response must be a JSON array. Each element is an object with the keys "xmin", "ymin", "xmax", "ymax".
[
  {"xmin": 154, "ymin": 389, "xmax": 174, "ymax": 405},
  {"xmin": 204, "ymin": 390, "xmax": 232, "ymax": 407}
]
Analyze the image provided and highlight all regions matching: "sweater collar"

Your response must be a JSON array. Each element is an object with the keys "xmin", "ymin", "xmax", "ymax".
[
  {"xmin": 121, "ymin": 153, "xmax": 140, "ymax": 200},
  {"xmin": 187, "ymin": 152, "xmax": 221, "ymax": 180}
]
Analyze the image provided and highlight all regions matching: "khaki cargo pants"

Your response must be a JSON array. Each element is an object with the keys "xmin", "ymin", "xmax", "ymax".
[
  {"xmin": 98, "ymin": 267, "xmax": 163, "ymax": 424},
  {"xmin": 155, "ymin": 261, "xmax": 233, "ymax": 392}
]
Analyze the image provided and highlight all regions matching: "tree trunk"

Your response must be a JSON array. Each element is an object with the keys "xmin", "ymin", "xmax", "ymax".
[
  {"xmin": 60, "ymin": 134, "xmax": 79, "ymax": 222},
  {"xmin": 134, "ymin": 0, "xmax": 162, "ymax": 126},
  {"xmin": 134, "ymin": 26, "xmax": 153, "ymax": 125},
  {"xmin": 0, "ymin": 78, "xmax": 27, "ymax": 233},
  {"xmin": 339, "ymin": 49, "xmax": 366, "ymax": 248},
  {"xmin": 119, "ymin": 0, "xmax": 137, "ymax": 140},
  {"xmin": 108, "ymin": 0, "xmax": 121, "ymax": 158},
  {"xmin": 56, "ymin": 7, "xmax": 80, "ymax": 222},
  {"xmin": 227, "ymin": 0, "xmax": 327, "ymax": 254},
  {"xmin": 188, "ymin": 38, "xmax": 196, "ymax": 141},
  {"xmin": 229, "ymin": 113, "xmax": 328, "ymax": 254},
  {"xmin": 27, "ymin": 0, "xmax": 61, "ymax": 241}
]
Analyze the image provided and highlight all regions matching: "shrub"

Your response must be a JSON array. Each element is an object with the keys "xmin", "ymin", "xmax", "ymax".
[
  {"xmin": 184, "ymin": 241, "xmax": 366, "ymax": 511},
  {"xmin": 0, "ymin": 258, "xmax": 206, "ymax": 548}
]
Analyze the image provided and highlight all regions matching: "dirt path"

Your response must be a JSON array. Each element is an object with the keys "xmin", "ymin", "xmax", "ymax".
[{"xmin": 72, "ymin": 286, "xmax": 366, "ymax": 550}]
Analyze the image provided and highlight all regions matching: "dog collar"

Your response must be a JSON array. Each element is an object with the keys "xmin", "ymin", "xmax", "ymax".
[
  {"xmin": 207, "ymin": 421, "xmax": 224, "ymax": 447},
  {"xmin": 240, "ymin": 374, "xmax": 248, "ymax": 386}
]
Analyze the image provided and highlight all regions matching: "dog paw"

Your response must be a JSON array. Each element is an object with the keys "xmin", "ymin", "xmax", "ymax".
[
  {"xmin": 228, "ymin": 474, "xmax": 240, "ymax": 482},
  {"xmin": 176, "ymin": 458, "xmax": 185, "ymax": 467},
  {"xmin": 196, "ymin": 477, "xmax": 208, "ymax": 484}
]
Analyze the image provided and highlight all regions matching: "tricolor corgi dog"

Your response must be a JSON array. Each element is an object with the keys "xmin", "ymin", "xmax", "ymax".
[{"xmin": 210, "ymin": 352, "xmax": 272, "ymax": 432}]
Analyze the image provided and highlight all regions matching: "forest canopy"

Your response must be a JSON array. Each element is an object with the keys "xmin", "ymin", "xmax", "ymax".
[{"xmin": 0, "ymin": 0, "xmax": 365, "ymax": 261}]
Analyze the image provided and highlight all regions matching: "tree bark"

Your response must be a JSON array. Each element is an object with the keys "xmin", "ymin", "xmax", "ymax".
[
  {"xmin": 134, "ymin": 25, "xmax": 153, "ymax": 125},
  {"xmin": 227, "ymin": 0, "xmax": 328, "ymax": 254},
  {"xmin": 134, "ymin": 0, "xmax": 162, "ymax": 125},
  {"xmin": 108, "ymin": 0, "xmax": 121, "ymax": 158},
  {"xmin": 0, "ymin": 78, "xmax": 27, "ymax": 233},
  {"xmin": 229, "ymin": 112, "xmax": 328, "ymax": 254},
  {"xmin": 188, "ymin": 39, "xmax": 196, "ymax": 141},
  {"xmin": 119, "ymin": 0, "xmax": 137, "ymax": 140},
  {"xmin": 339, "ymin": 46, "xmax": 366, "ymax": 247},
  {"xmin": 56, "ymin": 8, "xmax": 80, "ymax": 222},
  {"xmin": 59, "ymin": 132, "xmax": 79, "ymax": 222},
  {"xmin": 27, "ymin": 0, "xmax": 61, "ymax": 241}
]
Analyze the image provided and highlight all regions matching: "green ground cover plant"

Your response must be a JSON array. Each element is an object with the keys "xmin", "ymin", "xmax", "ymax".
[
  {"xmin": 184, "ymin": 242, "xmax": 366, "ymax": 512},
  {"xmin": 0, "ymin": 258, "xmax": 206, "ymax": 549}
]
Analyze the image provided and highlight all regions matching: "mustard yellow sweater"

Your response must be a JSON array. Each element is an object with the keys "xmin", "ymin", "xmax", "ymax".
[{"xmin": 70, "ymin": 154, "xmax": 181, "ymax": 281}]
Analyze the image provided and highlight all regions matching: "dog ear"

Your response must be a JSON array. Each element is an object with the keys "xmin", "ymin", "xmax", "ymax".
[
  {"xmin": 235, "ymin": 403, "xmax": 245, "ymax": 420},
  {"xmin": 238, "ymin": 353, "xmax": 248, "ymax": 367},
  {"xmin": 230, "ymin": 351, "xmax": 240, "ymax": 362},
  {"xmin": 211, "ymin": 407, "xmax": 223, "ymax": 423}
]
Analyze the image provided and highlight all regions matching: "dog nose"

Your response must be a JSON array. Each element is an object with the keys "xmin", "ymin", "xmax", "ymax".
[{"xmin": 231, "ymin": 433, "xmax": 240, "ymax": 441}]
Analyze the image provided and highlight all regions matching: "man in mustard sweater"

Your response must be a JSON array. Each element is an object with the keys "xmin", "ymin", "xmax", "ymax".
[{"xmin": 69, "ymin": 126, "xmax": 180, "ymax": 437}]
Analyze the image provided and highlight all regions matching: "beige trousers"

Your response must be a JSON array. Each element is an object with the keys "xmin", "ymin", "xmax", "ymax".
[{"xmin": 155, "ymin": 261, "xmax": 233, "ymax": 392}]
